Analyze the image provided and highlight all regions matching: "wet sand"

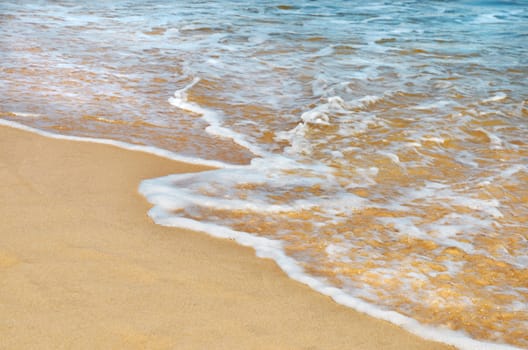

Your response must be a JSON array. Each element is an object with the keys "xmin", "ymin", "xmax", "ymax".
[{"xmin": 0, "ymin": 125, "xmax": 454, "ymax": 350}]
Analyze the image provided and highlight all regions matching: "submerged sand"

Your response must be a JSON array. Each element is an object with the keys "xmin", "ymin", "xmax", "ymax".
[{"xmin": 0, "ymin": 125, "xmax": 454, "ymax": 349}]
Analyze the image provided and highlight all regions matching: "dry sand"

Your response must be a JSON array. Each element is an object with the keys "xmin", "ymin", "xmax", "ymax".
[{"xmin": 0, "ymin": 125, "xmax": 455, "ymax": 349}]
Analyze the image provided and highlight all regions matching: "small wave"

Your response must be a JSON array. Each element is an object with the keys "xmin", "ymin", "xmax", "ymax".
[
  {"xmin": 168, "ymin": 78, "xmax": 268, "ymax": 158},
  {"xmin": 473, "ymin": 13, "xmax": 507, "ymax": 24},
  {"xmin": 10, "ymin": 112, "xmax": 41, "ymax": 118},
  {"xmin": 482, "ymin": 93, "xmax": 507, "ymax": 103}
]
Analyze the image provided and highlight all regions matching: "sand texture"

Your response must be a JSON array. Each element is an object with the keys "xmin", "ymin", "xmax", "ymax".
[{"xmin": 0, "ymin": 125, "xmax": 454, "ymax": 350}]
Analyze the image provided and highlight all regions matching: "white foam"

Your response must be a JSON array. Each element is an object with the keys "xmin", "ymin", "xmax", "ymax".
[
  {"xmin": 473, "ymin": 14, "xmax": 506, "ymax": 24},
  {"xmin": 168, "ymin": 78, "xmax": 268, "ymax": 158},
  {"xmin": 313, "ymin": 45, "xmax": 334, "ymax": 57},
  {"xmin": 297, "ymin": 96, "xmax": 349, "ymax": 127},
  {"xmin": 11, "ymin": 112, "xmax": 41, "ymax": 118},
  {"xmin": 451, "ymin": 197, "xmax": 503, "ymax": 218},
  {"xmin": 482, "ymin": 93, "xmax": 507, "ymax": 103},
  {"xmin": 329, "ymin": 150, "xmax": 344, "ymax": 158},
  {"xmin": 421, "ymin": 136, "xmax": 445, "ymax": 144},
  {"xmin": 0, "ymin": 119, "xmax": 232, "ymax": 169},
  {"xmin": 276, "ymin": 122, "xmax": 313, "ymax": 156},
  {"xmin": 358, "ymin": 95, "xmax": 382, "ymax": 106},
  {"xmin": 325, "ymin": 243, "xmax": 352, "ymax": 262},
  {"xmin": 378, "ymin": 151, "xmax": 401, "ymax": 164},
  {"xmin": 301, "ymin": 110, "xmax": 330, "ymax": 125},
  {"xmin": 411, "ymin": 100, "xmax": 455, "ymax": 110}
]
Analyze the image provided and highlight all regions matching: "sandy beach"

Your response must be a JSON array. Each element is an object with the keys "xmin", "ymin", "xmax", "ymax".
[{"xmin": 0, "ymin": 125, "xmax": 455, "ymax": 349}]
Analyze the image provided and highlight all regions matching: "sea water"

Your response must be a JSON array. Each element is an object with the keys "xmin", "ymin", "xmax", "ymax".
[{"xmin": 1, "ymin": 1, "xmax": 527, "ymax": 348}]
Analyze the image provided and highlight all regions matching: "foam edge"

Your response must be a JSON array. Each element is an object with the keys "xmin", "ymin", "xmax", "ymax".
[{"xmin": 0, "ymin": 118, "xmax": 233, "ymax": 169}]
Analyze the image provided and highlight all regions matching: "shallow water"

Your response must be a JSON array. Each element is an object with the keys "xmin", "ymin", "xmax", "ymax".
[{"xmin": 1, "ymin": 1, "xmax": 527, "ymax": 348}]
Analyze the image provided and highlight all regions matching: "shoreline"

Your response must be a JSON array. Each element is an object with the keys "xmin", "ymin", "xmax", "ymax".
[{"xmin": 0, "ymin": 124, "xmax": 455, "ymax": 349}]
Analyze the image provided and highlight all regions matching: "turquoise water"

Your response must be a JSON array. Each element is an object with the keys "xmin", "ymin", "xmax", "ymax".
[{"xmin": 1, "ymin": 1, "xmax": 527, "ymax": 348}]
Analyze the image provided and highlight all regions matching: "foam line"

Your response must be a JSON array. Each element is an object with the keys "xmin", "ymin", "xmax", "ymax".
[
  {"xmin": 168, "ymin": 77, "xmax": 269, "ymax": 158},
  {"xmin": 0, "ymin": 119, "xmax": 235, "ymax": 169}
]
